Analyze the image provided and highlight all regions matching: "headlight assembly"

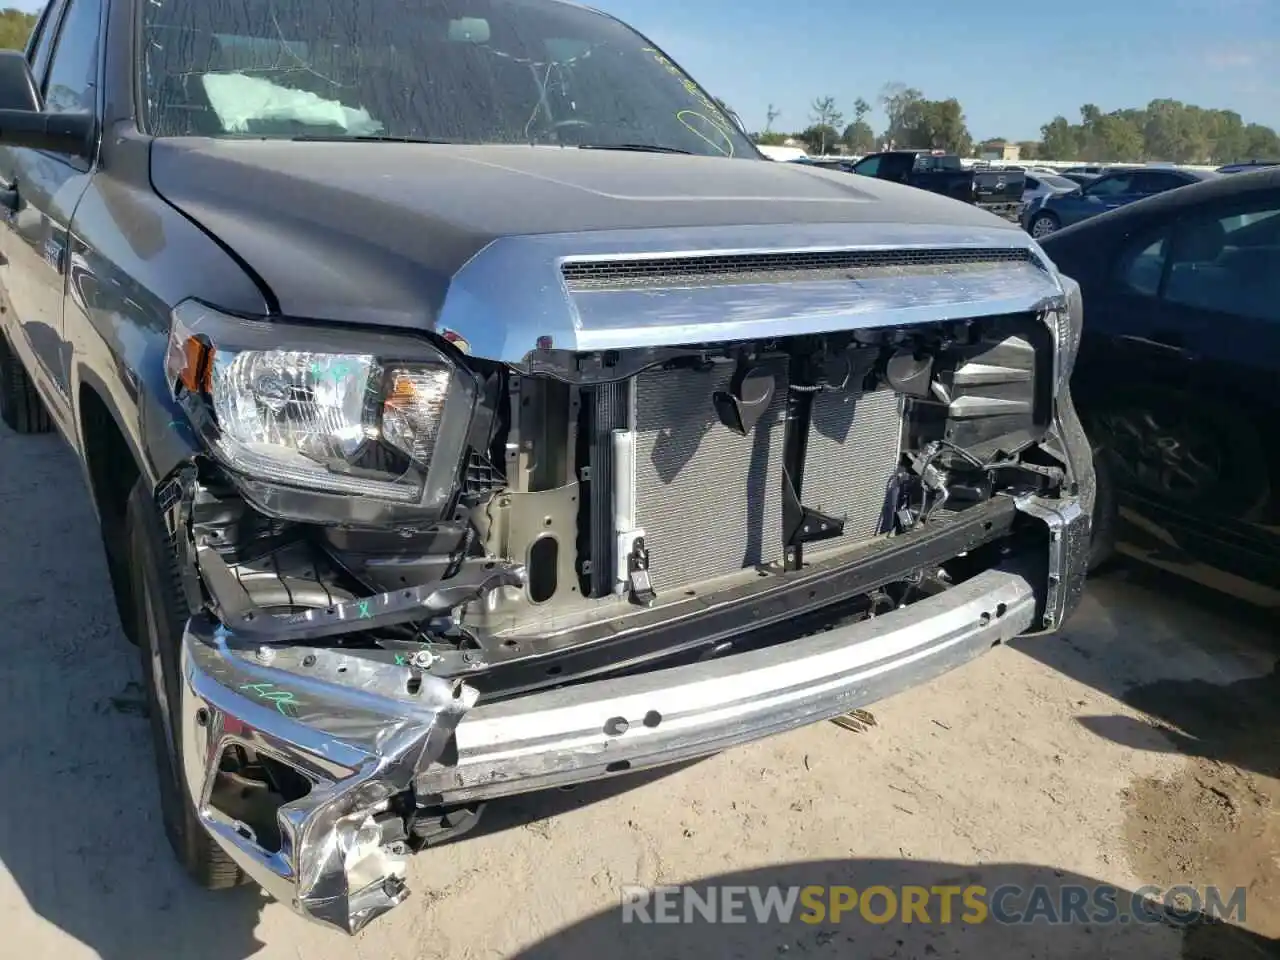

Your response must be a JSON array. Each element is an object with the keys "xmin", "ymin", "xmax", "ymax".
[{"xmin": 164, "ymin": 301, "xmax": 477, "ymax": 520}]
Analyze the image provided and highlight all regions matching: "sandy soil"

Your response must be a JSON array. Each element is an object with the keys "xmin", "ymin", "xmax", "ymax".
[{"xmin": 2, "ymin": 422, "xmax": 1277, "ymax": 960}]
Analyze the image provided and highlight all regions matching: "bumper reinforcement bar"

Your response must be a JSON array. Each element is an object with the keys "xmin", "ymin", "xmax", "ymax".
[{"xmin": 181, "ymin": 564, "xmax": 1039, "ymax": 934}]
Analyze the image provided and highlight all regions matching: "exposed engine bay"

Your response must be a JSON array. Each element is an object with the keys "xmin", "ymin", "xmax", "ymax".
[
  {"xmin": 161, "ymin": 255, "xmax": 1091, "ymax": 934},
  {"xmin": 174, "ymin": 310, "xmax": 1070, "ymax": 693}
]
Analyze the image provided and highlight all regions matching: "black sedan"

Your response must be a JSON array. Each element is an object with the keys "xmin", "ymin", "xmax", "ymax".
[{"xmin": 1041, "ymin": 167, "xmax": 1280, "ymax": 607}]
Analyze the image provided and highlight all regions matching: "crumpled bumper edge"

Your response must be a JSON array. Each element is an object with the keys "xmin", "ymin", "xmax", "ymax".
[
  {"xmin": 179, "ymin": 619, "xmax": 476, "ymax": 934},
  {"xmin": 177, "ymin": 499, "xmax": 1087, "ymax": 936}
]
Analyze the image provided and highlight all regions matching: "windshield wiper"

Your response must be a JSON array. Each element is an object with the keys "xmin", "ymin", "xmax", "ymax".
[
  {"xmin": 577, "ymin": 143, "xmax": 693, "ymax": 155},
  {"xmin": 289, "ymin": 135, "xmax": 460, "ymax": 144}
]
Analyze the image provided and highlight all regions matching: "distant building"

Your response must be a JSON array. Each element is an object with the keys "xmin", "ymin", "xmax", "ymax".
[{"xmin": 980, "ymin": 140, "xmax": 1022, "ymax": 163}]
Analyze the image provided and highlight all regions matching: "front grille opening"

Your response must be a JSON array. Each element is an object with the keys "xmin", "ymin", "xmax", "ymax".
[
  {"xmin": 573, "ymin": 315, "xmax": 1047, "ymax": 603},
  {"xmin": 562, "ymin": 247, "xmax": 1037, "ymax": 291}
]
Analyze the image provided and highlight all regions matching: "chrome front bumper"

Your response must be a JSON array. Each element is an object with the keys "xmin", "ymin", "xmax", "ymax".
[{"xmin": 179, "ymin": 495, "xmax": 1087, "ymax": 935}]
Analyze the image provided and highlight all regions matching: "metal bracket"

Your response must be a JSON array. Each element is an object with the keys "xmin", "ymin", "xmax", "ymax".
[
  {"xmin": 626, "ymin": 537, "xmax": 657, "ymax": 607},
  {"xmin": 196, "ymin": 542, "xmax": 526, "ymax": 644},
  {"xmin": 791, "ymin": 506, "xmax": 846, "ymax": 546}
]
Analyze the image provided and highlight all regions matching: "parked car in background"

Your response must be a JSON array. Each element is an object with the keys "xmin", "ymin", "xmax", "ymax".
[
  {"xmin": 1042, "ymin": 167, "xmax": 1280, "ymax": 605},
  {"xmin": 792, "ymin": 156, "xmax": 856, "ymax": 172},
  {"xmin": 1061, "ymin": 165, "xmax": 1107, "ymax": 176},
  {"xmin": 1021, "ymin": 171, "xmax": 1079, "ymax": 207},
  {"xmin": 1058, "ymin": 171, "xmax": 1100, "ymax": 187},
  {"xmin": 1217, "ymin": 159, "xmax": 1279, "ymax": 174},
  {"xmin": 1024, "ymin": 167, "xmax": 1215, "ymax": 237},
  {"xmin": 850, "ymin": 149, "xmax": 1025, "ymax": 219}
]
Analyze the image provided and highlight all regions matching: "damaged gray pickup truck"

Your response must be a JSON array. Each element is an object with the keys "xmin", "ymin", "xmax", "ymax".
[{"xmin": 0, "ymin": 0, "xmax": 1091, "ymax": 936}]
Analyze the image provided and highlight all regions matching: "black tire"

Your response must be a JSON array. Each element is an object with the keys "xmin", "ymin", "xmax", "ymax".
[
  {"xmin": 126, "ymin": 477, "xmax": 243, "ymax": 889},
  {"xmin": 0, "ymin": 333, "xmax": 53, "ymax": 434},
  {"xmin": 104, "ymin": 527, "xmax": 140, "ymax": 646},
  {"xmin": 1088, "ymin": 440, "xmax": 1120, "ymax": 573}
]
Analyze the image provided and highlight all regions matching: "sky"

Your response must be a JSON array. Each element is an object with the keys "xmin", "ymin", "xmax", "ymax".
[
  {"xmin": 10, "ymin": 0, "xmax": 1276, "ymax": 140},
  {"xmin": 597, "ymin": 0, "xmax": 1280, "ymax": 140}
]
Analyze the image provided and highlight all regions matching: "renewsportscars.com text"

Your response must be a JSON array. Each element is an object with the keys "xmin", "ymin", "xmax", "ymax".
[{"xmin": 620, "ymin": 883, "xmax": 1246, "ymax": 926}]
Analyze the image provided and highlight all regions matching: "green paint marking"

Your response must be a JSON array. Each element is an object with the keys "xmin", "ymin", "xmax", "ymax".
[
  {"xmin": 309, "ymin": 360, "xmax": 355, "ymax": 385},
  {"xmin": 357, "ymin": 599, "xmax": 372, "ymax": 619},
  {"xmin": 240, "ymin": 682, "xmax": 301, "ymax": 718},
  {"xmin": 394, "ymin": 654, "xmax": 407, "ymax": 666}
]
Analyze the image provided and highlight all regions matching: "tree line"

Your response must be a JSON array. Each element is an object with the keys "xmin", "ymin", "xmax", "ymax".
[
  {"xmin": 752, "ymin": 82, "xmax": 1280, "ymax": 163},
  {"xmin": 0, "ymin": 7, "xmax": 35, "ymax": 51}
]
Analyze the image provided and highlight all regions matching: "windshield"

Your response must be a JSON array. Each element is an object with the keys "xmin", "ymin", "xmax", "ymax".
[{"xmin": 138, "ymin": 0, "xmax": 757, "ymax": 158}]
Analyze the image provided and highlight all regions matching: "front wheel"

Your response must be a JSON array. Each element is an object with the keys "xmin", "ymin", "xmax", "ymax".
[
  {"xmin": 1029, "ymin": 213, "xmax": 1060, "ymax": 239},
  {"xmin": 126, "ymin": 477, "xmax": 244, "ymax": 889}
]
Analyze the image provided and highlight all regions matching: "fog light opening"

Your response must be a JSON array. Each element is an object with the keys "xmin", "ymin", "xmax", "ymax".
[{"xmin": 208, "ymin": 745, "xmax": 314, "ymax": 854}]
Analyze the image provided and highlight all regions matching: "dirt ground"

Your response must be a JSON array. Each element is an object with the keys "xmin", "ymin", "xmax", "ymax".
[{"xmin": 2, "ymin": 423, "xmax": 1278, "ymax": 960}]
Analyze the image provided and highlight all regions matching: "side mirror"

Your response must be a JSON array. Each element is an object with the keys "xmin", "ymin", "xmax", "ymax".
[
  {"xmin": 0, "ymin": 48, "xmax": 40, "ymax": 112},
  {"xmin": 0, "ymin": 50, "xmax": 94, "ymax": 157}
]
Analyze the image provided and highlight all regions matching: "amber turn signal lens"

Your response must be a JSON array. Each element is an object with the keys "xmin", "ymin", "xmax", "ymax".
[{"xmin": 176, "ymin": 336, "xmax": 215, "ymax": 394}]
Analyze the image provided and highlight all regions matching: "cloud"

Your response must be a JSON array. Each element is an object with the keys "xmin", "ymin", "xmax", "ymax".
[
  {"xmin": 1204, "ymin": 41, "xmax": 1278, "ymax": 70},
  {"xmin": 1205, "ymin": 49, "xmax": 1256, "ymax": 68}
]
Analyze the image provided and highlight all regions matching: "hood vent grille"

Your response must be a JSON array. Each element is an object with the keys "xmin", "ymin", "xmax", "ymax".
[{"xmin": 562, "ymin": 247, "xmax": 1037, "ymax": 292}]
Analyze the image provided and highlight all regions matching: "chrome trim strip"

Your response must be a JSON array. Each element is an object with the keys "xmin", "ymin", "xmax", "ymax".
[
  {"xmin": 442, "ymin": 222, "xmax": 1065, "ymax": 367},
  {"xmin": 568, "ymin": 261, "xmax": 1055, "ymax": 351}
]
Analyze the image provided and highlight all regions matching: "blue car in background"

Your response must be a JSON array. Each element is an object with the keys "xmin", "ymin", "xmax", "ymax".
[{"xmin": 1023, "ymin": 167, "xmax": 1217, "ymax": 238}]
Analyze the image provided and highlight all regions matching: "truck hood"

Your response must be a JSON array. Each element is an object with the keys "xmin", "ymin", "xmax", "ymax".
[{"xmin": 150, "ymin": 140, "xmax": 1055, "ymax": 361}]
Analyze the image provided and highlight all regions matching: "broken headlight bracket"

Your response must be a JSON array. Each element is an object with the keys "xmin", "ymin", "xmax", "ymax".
[
  {"xmin": 164, "ymin": 464, "xmax": 526, "ymax": 649},
  {"xmin": 194, "ymin": 540, "xmax": 525, "ymax": 645},
  {"xmin": 162, "ymin": 467, "xmax": 540, "ymax": 680}
]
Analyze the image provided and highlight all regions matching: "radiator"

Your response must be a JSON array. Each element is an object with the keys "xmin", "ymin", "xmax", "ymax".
[
  {"xmin": 801, "ymin": 386, "xmax": 904, "ymax": 558},
  {"xmin": 585, "ymin": 367, "xmax": 900, "ymax": 599},
  {"xmin": 631, "ymin": 360, "xmax": 789, "ymax": 594}
]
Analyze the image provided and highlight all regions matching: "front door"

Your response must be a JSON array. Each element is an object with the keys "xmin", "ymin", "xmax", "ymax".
[
  {"xmin": 0, "ymin": 0, "xmax": 103, "ymax": 439},
  {"xmin": 1096, "ymin": 188, "xmax": 1280, "ymax": 597}
]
